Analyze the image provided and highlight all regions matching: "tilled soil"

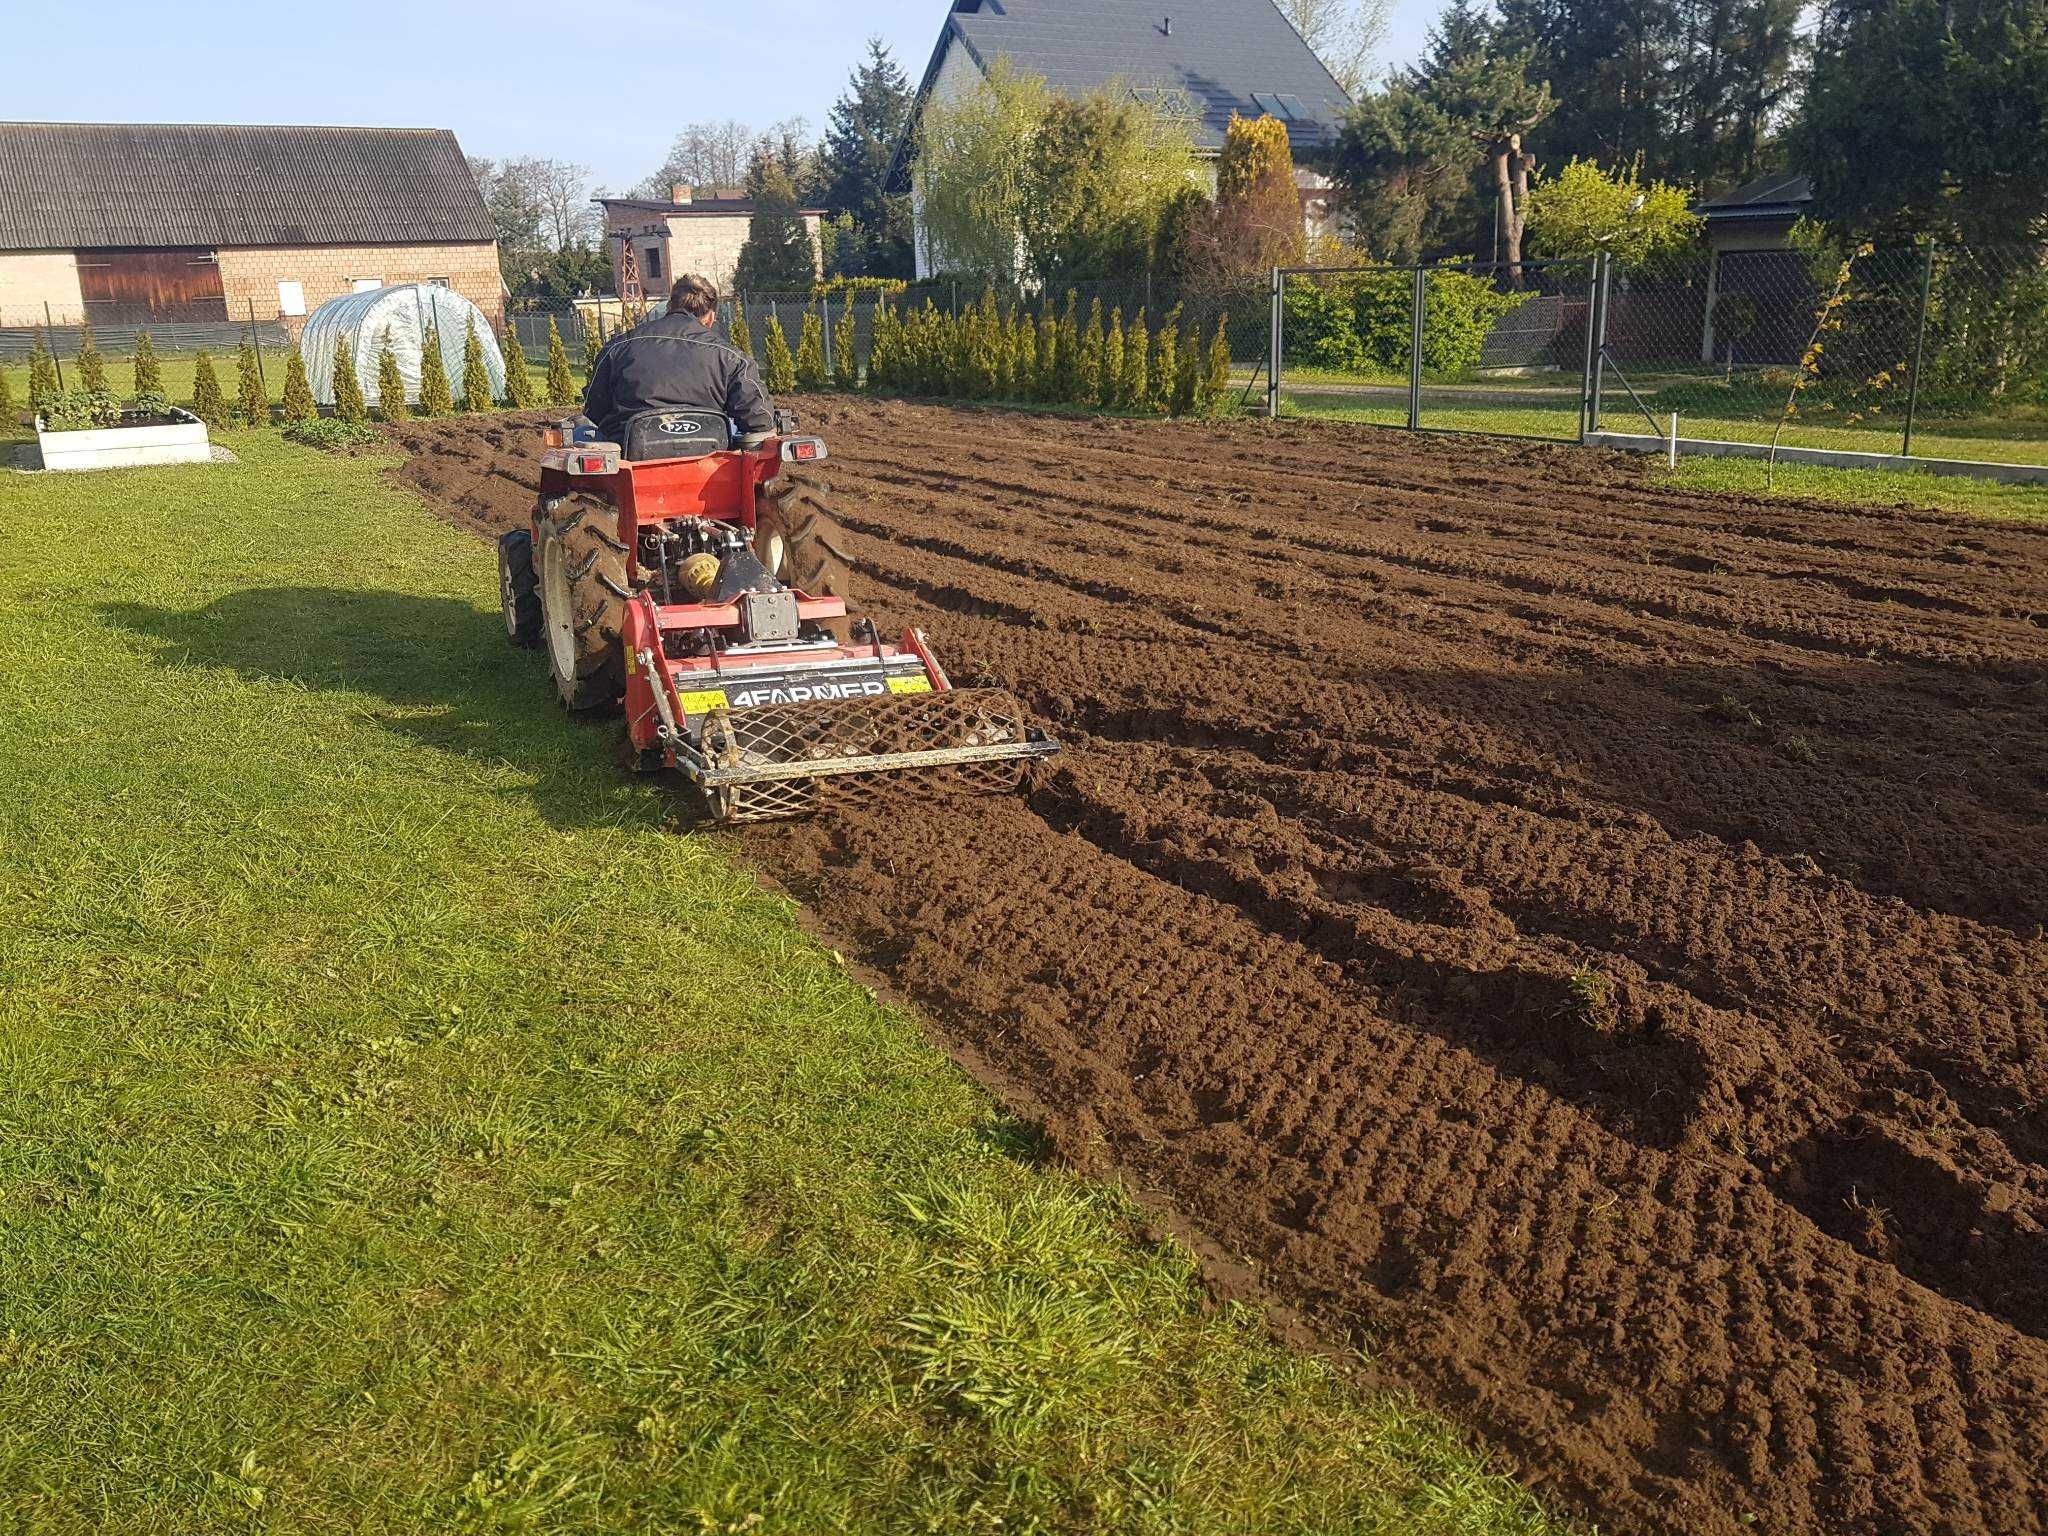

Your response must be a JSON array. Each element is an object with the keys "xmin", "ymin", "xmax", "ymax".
[{"xmin": 391, "ymin": 401, "xmax": 2048, "ymax": 1536}]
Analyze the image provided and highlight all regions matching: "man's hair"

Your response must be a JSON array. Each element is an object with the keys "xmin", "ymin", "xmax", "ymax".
[{"xmin": 669, "ymin": 275, "xmax": 721, "ymax": 319}]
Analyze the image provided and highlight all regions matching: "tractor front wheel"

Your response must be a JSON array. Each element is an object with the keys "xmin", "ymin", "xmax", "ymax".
[
  {"xmin": 498, "ymin": 528, "xmax": 542, "ymax": 648},
  {"xmin": 539, "ymin": 495, "xmax": 630, "ymax": 713}
]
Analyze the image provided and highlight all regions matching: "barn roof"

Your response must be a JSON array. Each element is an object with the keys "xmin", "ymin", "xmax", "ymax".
[
  {"xmin": 910, "ymin": 0, "xmax": 1353, "ymax": 155},
  {"xmin": 0, "ymin": 122, "xmax": 496, "ymax": 252},
  {"xmin": 1698, "ymin": 173, "xmax": 1814, "ymax": 222}
]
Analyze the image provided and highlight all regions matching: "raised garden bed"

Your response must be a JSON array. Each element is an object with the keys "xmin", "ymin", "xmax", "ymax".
[{"xmin": 34, "ymin": 407, "xmax": 213, "ymax": 472}]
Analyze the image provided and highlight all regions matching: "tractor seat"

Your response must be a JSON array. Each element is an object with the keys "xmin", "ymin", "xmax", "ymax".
[{"xmin": 621, "ymin": 409, "xmax": 733, "ymax": 462}]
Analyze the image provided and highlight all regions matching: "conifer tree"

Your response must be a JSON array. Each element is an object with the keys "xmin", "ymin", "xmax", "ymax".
[
  {"xmin": 332, "ymin": 334, "xmax": 368, "ymax": 424},
  {"xmin": 378, "ymin": 336, "xmax": 411, "ymax": 423},
  {"xmin": 27, "ymin": 328, "xmax": 58, "ymax": 422},
  {"xmin": 280, "ymin": 345, "xmax": 316, "ymax": 425},
  {"xmin": 1076, "ymin": 299, "xmax": 1104, "ymax": 407},
  {"xmin": 1152, "ymin": 307, "xmax": 1181, "ymax": 415},
  {"xmin": 1121, "ymin": 308, "xmax": 1150, "ymax": 411},
  {"xmin": 460, "ymin": 318, "xmax": 492, "ymax": 412},
  {"xmin": 1100, "ymin": 308, "xmax": 1124, "ymax": 410},
  {"xmin": 191, "ymin": 350, "xmax": 228, "ymax": 427},
  {"xmin": 500, "ymin": 324, "xmax": 536, "ymax": 408},
  {"xmin": 794, "ymin": 309, "xmax": 827, "ymax": 390},
  {"xmin": 1200, "ymin": 316, "xmax": 1231, "ymax": 415},
  {"xmin": 1009, "ymin": 308, "xmax": 1035, "ymax": 398},
  {"xmin": 236, "ymin": 340, "xmax": 267, "ymax": 426},
  {"xmin": 583, "ymin": 316, "xmax": 603, "ymax": 376},
  {"xmin": 832, "ymin": 302, "xmax": 858, "ymax": 389},
  {"xmin": 0, "ymin": 364, "xmax": 13, "ymax": 427},
  {"xmin": 866, "ymin": 303, "xmax": 895, "ymax": 392},
  {"xmin": 1173, "ymin": 317, "xmax": 1201, "ymax": 417},
  {"xmin": 416, "ymin": 325, "xmax": 453, "ymax": 417},
  {"xmin": 729, "ymin": 299, "xmax": 753, "ymax": 362},
  {"xmin": 544, "ymin": 318, "xmax": 577, "ymax": 407},
  {"xmin": 1036, "ymin": 310, "xmax": 1058, "ymax": 401},
  {"xmin": 761, "ymin": 314, "xmax": 798, "ymax": 393},
  {"xmin": 132, "ymin": 331, "xmax": 162, "ymax": 396},
  {"xmin": 77, "ymin": 319, "xmax": 107, "ymax": 393}
]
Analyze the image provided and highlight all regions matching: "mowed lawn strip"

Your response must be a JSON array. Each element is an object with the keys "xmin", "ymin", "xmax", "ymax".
[{"xmin": 0, "ymin": 434, "xmax": 1569, "ymax": 1534}]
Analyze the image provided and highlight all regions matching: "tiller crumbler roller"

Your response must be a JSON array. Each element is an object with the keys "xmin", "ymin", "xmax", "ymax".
[{"xmin": 496, "ymin": 409, "xmax": 1058, "ymax": 824}]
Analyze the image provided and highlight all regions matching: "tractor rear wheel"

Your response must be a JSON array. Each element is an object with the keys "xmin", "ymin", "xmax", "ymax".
[
  {"xmin": 755, "ymin": 471, "xmax": 856, "ymax": 643},
  {"xmin": 539, "ymin": 494, "xmax": 631, "ymax": 712},
  {"xmin": 498, "ymin": 528, "xmax": 542, "ymax": 648}
]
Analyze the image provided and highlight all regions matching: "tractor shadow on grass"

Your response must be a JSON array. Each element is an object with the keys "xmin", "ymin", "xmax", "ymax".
[{"xmin": 103, "ymin": 585, "xmax": 679, "ymax": 835}]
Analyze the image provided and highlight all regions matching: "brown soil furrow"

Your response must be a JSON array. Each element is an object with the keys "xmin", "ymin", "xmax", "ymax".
[{"xmin": 393, "ymin": 399, "xmax": 2048, "ymax": 1536}]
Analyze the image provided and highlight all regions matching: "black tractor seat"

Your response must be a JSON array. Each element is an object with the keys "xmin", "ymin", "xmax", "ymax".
[{"xmin": 621, "ymin": 409, "xmax": 734, "ymax": 462}]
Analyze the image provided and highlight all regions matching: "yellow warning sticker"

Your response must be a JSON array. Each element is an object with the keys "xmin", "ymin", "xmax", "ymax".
[
  {"xmin": 887, "ymin": 676, "xmax": 935, "ymax": 695},
  {"xmin": 679, "ymin": 689, "xmax": 731, "ymax": 715}
]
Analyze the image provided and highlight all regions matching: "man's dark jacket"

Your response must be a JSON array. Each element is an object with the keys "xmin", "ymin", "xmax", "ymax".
[{"xmin": 581, "ymin": 310, "xmax": 774, "ymax": 444}]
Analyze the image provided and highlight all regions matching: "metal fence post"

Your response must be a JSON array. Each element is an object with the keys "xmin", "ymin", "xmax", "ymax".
[
  {"xmin": 821, "ymin": 294, "xmax": 834, "ymax": 378},
  {"xmin": 1408, "ymin": 266, "xmax": 1425, "ymax": 431},
  {"xmin": 1267, "ymin": 267, "xmax": 1283, "ymax": 420},
  {"xmin": 1579, "ymin": 257, "xmax": 1601, "ymax": 440},
  {"xmin": 1588, "ymin": 252, "xmax": 1613, "ymax": 434},
  {"xmin": 247, "ymin": 298, "xmax": 267, "ymax": 395},
  {"xmin": 45, "ymin": 301, "xmax": 64, "ymax": 389},
  {"xmin": 1902, "ymin": 243, "xmax": 1935, "ymax": 459}
]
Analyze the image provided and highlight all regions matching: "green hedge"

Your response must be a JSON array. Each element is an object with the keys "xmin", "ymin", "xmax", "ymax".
[{"xmin": 1284, "ymin": 272, "xmax": 1528, "ymax": 378}]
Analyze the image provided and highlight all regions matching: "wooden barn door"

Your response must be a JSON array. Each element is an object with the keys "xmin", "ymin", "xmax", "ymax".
[{"xmin": 76, "ymin": 249, "xmax": 229, "ymax": 324}]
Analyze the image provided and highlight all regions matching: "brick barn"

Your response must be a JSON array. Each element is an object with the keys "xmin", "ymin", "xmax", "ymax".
[{"xmin": 0, "ymin": 122, "xmax": 502, "ymax": 330}]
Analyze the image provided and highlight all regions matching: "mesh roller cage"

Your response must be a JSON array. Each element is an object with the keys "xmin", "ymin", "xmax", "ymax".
[{"xmin": 693, "ymin": 688, "xmax": 1052, "ymax": 824}]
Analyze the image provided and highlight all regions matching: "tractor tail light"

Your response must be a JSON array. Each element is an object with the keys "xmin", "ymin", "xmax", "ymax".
[{"xmin": 780, "ymin": 437, "xmax": 828, "ymax": 464}]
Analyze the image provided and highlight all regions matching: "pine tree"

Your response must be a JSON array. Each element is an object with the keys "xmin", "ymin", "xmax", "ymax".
[
  {"xmin": 729, "ymin": 299, "xmax": 753, "ymax": 363},
  {"xmin": 1200, "ymin": 316, "xmax": 1231, "ymax": 416},
  {"xmin": 1152, "ymin": 307, "xmax": 1181, "ymax": 415},
  {"xmin": 794, "ymin": 309, "xmax": 827, "ymax": 390},
  {"xmin": 332, "ymin": 334, "xmax": 368, "ymax": 424},
  {"xmin": 832, "ymin": 302, "xmax": 858, "ymax": 389},
  {"xmin": 1121, "ymin": 308, "xmax": 1150, "ymax": 411},
  {"xmin": 1076, "ymin": 299, "xmax": 1104, "ymax": 407},
  {"xmin": 1100, "ymin": 308, "xmax": 1124, "ymax": 410},
  {"xmin": 460, "ymin": 318, "xmax": 492, "ymax": 412},
  {"xmin": 501, "ymin": 324, "xmax": 536, "ymax": 409},
  {"xmin": 734, "ymin": 158, "xmax": 819, "ymax": 291},
  {"xmin": 820, "ymin": 38, "xmax": 916, "ymax": 278},
  {"xmin": 191, "ymin": 350, "xmax": 228, "ymax": 427},
  {"xmin": 132, "ymin": 331, "xmax": 162, "ymax": 396},
  {"xmin": 377, "ymin": 338, "xmax": 411, "ymax": 422},
  {"xmin": 26, "ymin": 328, "xmax": 58, "ymax": 422},
  {"xmin": 77, "ymin": 319, "xmax": 107, "ymax": 393},
  {"xmin": 280, "ymin": 345, "xmax": 316, "ymax": 425},
  {"xmin": 761, "ymin": 314, "xmax": 798, "ymax": 393},
  {"xmin": 544, "ymin": 318, "xmax": 577, "ymax": 407},
  {"xmin": 236, "ymin": 341, "xmax": 267, "ymax": 426}
]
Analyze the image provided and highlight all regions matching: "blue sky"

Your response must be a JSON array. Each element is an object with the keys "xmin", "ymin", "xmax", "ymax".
[{"xmin": 6, "ymin": 0, "xmax": 1439, "ymax": 194}]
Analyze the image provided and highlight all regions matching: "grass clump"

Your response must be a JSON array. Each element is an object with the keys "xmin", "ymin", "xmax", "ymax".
[
  {"xmin": 0, "ymin": 436, "xmax": 1570, "ymax": 1536},
  {"xmin": 282, "ymin": 417, "xmax": 380, "ymax": 450}
]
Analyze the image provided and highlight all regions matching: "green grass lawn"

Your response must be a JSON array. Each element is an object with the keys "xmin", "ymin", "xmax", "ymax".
[
  {"xmin": 0, "ymin": 431, "xmax": 1568, "ymax": 1534},
  {"xmin": 1652, "ymin": 454, "xmax": 2048, "ymax": 520}
]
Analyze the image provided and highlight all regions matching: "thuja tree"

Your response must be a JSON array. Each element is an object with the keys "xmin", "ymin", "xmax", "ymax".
[
  {"xmin": 378, "ymin": 338, "xmax": 411, "ymax": 422},
  {"xmin": 761, "ymin": 315, "xmax": 798, "ymax": 393},
  {"xmin": 461, "ymin": 319, "xmax": 493, "ymax": 411},
  {"xmin": 191, "ymin": 351, "xmax": 228, "ymax": 427},
  {"xmin": 729, "ymin": 300, "xmax": 753, "ymax": 362},
  {"xmin": 544, "ymin": 318, "xmax": 577, "ymax": 407},
  {"xmin": 26, "ymin": 329, "xmax": 58, "ymax": 421},
  {"xmin": 235, "ymin": 341, "xmax": 267, "ymax": 426},
  {"xmin": 582, "ymin": 317, "xmax": 603, "ymax": 375},
  {"xmin": 1152, "ymin": 307, "xmax": 1181, "ymax": 414},
  {"xmin": 501, "ymin": 325, "xmax": 537, "ymax": 408},
  {"xmin": 332, "ymin": 335, "xmax": 368, "ymax": 424},
  {"xmin": 77, "ymin": 320, "xmax": 108, "ymax": 393},
  {"xmin": 280, "ymin": 346, "xmax": 316, "ymax": 425},
  {"xmin": 1099, "ymin": 308, "xmax": 1124, "ymax": 409},
  {"xmin": 132, "ymin": 331, "xmax": 163, "ymax": 396},
  {"xmin": 1201, "ymin": 316, "xmax": 1232, "ymax": 415},
  {"xmin": 0, "ymin": 364, "xmax": 13, "ymax": 425},
  {"xmin": 832, "ymin": 303, "xmax": 858, "ymax": 389},
  {"xmin": 794, "ymin": 310, "xmax": 828, "ymax": 390},
  {"xmin": 1120, "ymin": 308, "xmax": 1149, "ymax": 410}
]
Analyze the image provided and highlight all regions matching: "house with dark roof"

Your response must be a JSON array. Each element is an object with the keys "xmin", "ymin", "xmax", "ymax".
[
  {"xmin": 596, "ymin": 186, "xmax": 827, "ymax": 303},
  {"xmin": 900, "ymin": 0, "xmax": 1354, "ymax": 277},
  {"xmin": 1696, "ymin": 173, "xmax": 1816, "ymax": 363},
  {"xmin": 0, "ymin": 122, "xmax": 500, "ymax": 329}
]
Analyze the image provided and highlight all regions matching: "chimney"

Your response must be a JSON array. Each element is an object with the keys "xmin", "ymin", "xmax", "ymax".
[{"xmin": 671, "ymin": 183, "xmax": 693, "ymax": 204}]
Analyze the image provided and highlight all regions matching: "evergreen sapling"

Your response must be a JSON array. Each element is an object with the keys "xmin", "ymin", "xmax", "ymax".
[
  {"xmin": 236, "ymin": 340, "xmax": 267, "ymax": 426},
  {"xmin": 332, "ymin": 334, "xmax": 368, "ymax": 424},
  {"xmin": 416, "ymin": 326, "xmax": 454, "ymax": 417},
  {"xmin": 501, "ymin": 325, "xmax": 536, "ymax": 408},
  {"xmin": 544, "ymin": 318, "xmax": 577, "ymax": 408},
  {"xmin": 794, "ymin": 309, "xmax": 827, "ymax": 390},
  {"xmin": 280, "ymin": 345, "xmax": 316, "ymax": 425},
  {"xmin": 191, "ymin": 350, "xmax": 228, "ymax": 427},
  {"xmin": 76, "ymin": 320, "xmax": 107, "ymax": 393},
  {"xmin": 761, "ymin": 315, "xmax": 798, "ymax": 393},
  {"xmin": 377, "ymin": 336, "xmax": 411, "ymax": 422},
  {"xmin": 461, "ymin": 318, "xmax": 492, "ymax": 412},
  {"xmin": 132, "ymin": 331, "xmax": 162, "ymax": 396}
]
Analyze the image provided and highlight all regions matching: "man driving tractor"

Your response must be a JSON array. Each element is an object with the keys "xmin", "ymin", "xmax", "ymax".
[{"xmin": 581, "ymin": 274, "xmax": 775, "ymax": 447}]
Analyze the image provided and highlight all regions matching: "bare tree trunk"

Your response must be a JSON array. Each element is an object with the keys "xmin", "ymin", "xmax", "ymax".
[{"xmin": 1490, "ymin": 132, "xmax": 1532, "ymax": 286}]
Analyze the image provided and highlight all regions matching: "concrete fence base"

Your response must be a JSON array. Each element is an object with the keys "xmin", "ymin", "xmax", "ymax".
[{"xmin": 1585, "ymin": 430, "xmax": 2048, "ymax": 486}]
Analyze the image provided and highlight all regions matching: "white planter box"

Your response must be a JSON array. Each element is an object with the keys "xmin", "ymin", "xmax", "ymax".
[{"xmin": 34, "ymin": 408, "xmax": 213, "ymax": 472}]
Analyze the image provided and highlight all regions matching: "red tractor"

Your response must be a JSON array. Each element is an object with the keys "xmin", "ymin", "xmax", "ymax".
[{"xmin": 496, "ymin": 408, "xmax": 1057, "ymax": 823}]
